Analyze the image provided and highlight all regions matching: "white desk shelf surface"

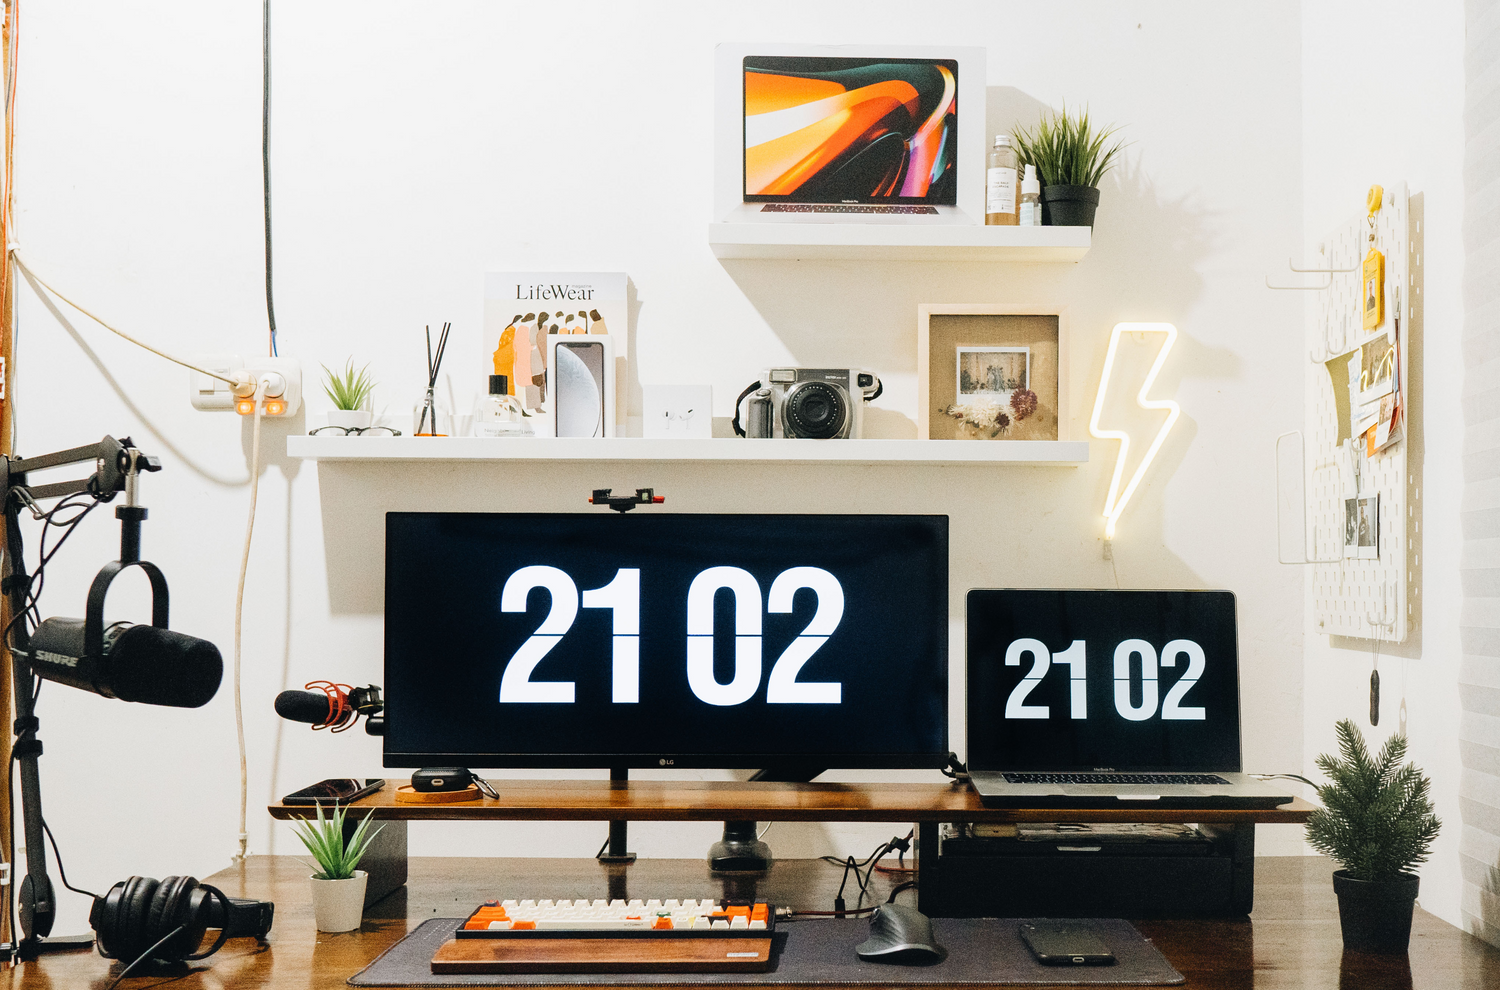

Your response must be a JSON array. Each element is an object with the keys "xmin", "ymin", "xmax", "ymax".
[
  {"xmin": 708, "ymin": 222, "xmax": 1091, "ymax": 262},
  {"xmin": 286, "ymin": 436, "xmax": 1089, "ymax": 465}
]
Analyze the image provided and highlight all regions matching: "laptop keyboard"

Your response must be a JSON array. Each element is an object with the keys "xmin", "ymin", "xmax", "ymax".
[
  {"xmin": 760, "ymin": 204, "xmax": 939, "ymax": 215},
  {"xmin": 1001, "ymin": 772, "xmax": 1232, "ymax": 786}
]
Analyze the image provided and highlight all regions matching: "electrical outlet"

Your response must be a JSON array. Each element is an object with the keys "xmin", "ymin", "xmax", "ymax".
[
  {"xmin": 188, "ymin": 354, "xmax": 247, "ymax": 411},
  {"xmin": 189, "ymin": 355, "xmax": 301, "ymax": 417}
]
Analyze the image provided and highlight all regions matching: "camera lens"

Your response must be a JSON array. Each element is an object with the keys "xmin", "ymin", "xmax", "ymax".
[{"xmin": 784, "ymin": 382, "xmax": 847, "ymax": 439}]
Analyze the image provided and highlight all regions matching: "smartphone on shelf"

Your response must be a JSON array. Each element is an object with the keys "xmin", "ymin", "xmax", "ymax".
[
  {"xmin": 1018, "ymin": 921, "xmax": 1115, "ymax": 965},
  {"xmin": 281, "ymin": 778, "xmax": 385, "ymax": 806}
]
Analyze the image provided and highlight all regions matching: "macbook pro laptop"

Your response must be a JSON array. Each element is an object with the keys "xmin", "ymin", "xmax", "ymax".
[
  {"xmin": 722, "ymin": 52, "xmax": 977, "ymax": 225},
  {"xmin": 965, "ymin": 589, "xmax": 1293, "ymax": 809}
]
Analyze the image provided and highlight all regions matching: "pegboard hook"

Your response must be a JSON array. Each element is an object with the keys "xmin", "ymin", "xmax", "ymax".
[{"xmin": 1366, "ymin": 581, "xmax": 1397, "ymax": 631}]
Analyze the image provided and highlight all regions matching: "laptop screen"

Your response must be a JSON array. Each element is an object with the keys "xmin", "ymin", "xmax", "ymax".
[
  {"xmin": 966, "ymin": 590, "xmax": 1242, "ymax": 773},
  {"xmin": 742, "ymin": 56, "xmax": 959, "ymax": 205}
]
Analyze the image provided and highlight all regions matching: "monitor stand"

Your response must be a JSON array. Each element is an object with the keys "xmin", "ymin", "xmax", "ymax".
[
  {"xmin": 598, "ymin": 768, "xmax": 637, "ymax": 864},
  {"xmin": 708, "ymin": 764, "xmax": 824, "ymax": 872}
]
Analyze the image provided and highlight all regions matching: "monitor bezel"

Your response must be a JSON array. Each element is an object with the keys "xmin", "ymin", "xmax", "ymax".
[{"xmin": 382, "ymin": 510, "xmax": 951, "ymax": 771}]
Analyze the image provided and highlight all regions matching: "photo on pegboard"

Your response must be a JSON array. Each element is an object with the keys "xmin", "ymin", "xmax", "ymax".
[{"xmin": 1344, "ymin": 493, "xmax": 1379, "ymax": 560}]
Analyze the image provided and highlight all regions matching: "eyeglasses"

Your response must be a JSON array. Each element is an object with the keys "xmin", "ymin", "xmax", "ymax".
[{"xmin": 307, "ymin": 426, "xmax": 404, "ymax": 437}]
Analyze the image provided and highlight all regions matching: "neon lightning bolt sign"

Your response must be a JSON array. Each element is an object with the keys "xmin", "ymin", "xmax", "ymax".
[{"xmin": 1088, "ymin": 323, "xmax": 1181, "ymax": 539}]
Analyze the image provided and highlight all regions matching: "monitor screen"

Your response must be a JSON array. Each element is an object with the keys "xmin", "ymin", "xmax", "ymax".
[
  {"xmin": 384, "ymin": 513, "xmax": 949, "ymax": 769},
  {"xmin": 743, "ymin": 55, "xmax": 958, "ymax": 204},
  {"xmin": 965, "ymin": 590, "xmax": 1241, "ymax": 773}
]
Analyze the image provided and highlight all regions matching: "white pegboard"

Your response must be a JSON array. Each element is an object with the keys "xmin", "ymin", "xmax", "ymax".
[{"xmin": 1303, "ymin": 182, "xmax": 1419, "ymax": 643}]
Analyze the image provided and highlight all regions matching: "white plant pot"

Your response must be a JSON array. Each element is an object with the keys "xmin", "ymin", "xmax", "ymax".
[
  {"xmin": 327, "ymin": 409, "xmax": 373, "ymax": 430},
  {"xmin": 309, "ymin": 870, "xmax": 368, "ymax": 933}
]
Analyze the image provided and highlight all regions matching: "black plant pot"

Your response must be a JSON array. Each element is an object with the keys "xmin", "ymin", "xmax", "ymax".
[
  {"xmin": 1332, "ymin": 870, "xmax": 1419, "ymax": 953},
  {"xmin": 1041, "ymin": 184, "xmax": 1101, "ymax": 226}
]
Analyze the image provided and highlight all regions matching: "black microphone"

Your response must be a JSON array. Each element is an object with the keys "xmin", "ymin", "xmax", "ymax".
[
  {"xmin": 28, "ymin": 617, "xmax": 222, "ymax": 708},
  {"xmin": 275, "ymin": 683, "xmax": 382, "ymax": 729}
]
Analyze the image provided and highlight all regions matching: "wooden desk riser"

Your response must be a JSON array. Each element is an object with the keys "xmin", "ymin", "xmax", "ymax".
[{"xmin": 267, "ymin": 778, "xmax": 1318, "ymax": 824}]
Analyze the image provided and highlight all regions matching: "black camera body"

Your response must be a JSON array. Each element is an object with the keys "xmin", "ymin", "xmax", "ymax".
[{"xmin": 743, "ymin": 368, "xmax": 881, "ymax": 439}]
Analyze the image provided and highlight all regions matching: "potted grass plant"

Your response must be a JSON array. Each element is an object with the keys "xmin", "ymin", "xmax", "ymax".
[
  {"xmin": 321, "ymin": 359, "xmax": 376, "ymax": 431},
  {"xmin": 1011, "ymin": 105, "xmax": 1126, "ymax": 227},
  {"xmin": 291, "ymin": 801, "xmax": 385, "ymax": 933},
  {"xmin": 1305, "ymin": 719, "xmax": 1441, "ymax": 953}
]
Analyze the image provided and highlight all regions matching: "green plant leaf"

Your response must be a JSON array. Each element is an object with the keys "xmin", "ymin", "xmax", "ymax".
[
  {"xmin": 290, "ymin": 801, "xmax": 385, "ymax": 881},
  {"xmin": 1305, "ymin": 719, "xmax": 1441, "ymax": 881},
  {"xmin": 321, "ymin": 359, "xmax": 376, "ymax": 411},
  {"xmin": 1011, "ymin": 103, "xmax": 1126, "ymax": 189}
]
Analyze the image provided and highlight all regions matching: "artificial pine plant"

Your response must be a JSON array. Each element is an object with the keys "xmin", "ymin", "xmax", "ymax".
[{"xmin": 1305, "ymin": 719, "xmax": 1441, "ymax": 882}]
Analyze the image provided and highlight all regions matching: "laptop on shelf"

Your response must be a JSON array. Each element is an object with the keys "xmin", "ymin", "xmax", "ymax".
[
  {"xmin": 964, "ymin": 589, "xmax": 1293, "ymax": 809},
  {"xmin": 714, "ymin": 45, "xmax": 985, "ymax": 226}
]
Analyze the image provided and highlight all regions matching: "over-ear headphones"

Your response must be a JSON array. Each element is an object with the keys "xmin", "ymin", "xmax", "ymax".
[{"xmin": 90, "ymin": 875, "xmax": 274, "ymax": 964}]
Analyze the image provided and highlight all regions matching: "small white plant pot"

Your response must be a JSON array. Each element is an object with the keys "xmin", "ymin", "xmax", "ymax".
[
  {"xmin": 309, "ymin": 870, "xmax": 368, "ymax": 933},
  {"xmin": 327, "ymin": 409, "xmax": 373, "ymax": 430}
]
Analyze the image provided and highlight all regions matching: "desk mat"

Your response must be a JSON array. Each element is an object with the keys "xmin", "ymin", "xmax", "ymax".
[{"xmin": 348, "ymin": 918, "xmax": 1184, "ymax": 987}]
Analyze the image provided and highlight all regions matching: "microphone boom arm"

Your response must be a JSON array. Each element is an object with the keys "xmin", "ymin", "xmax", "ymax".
[{"xmin": 1, "ymin": 435, "xmax": 161, "ymax": 958}]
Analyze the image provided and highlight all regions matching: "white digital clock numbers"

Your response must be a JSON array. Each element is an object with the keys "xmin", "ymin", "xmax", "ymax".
[
  {"xmin": 1004, "ymin": 638, "xmax": 1206, "ymax": 721},
  {"xmin": 499, "ymin": 566, "xmax": 846, "ymax": 706}
]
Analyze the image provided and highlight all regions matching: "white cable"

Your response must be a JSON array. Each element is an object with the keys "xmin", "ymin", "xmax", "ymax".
[
  {"xmin": 11, "ymin": 251, "xmax": 243, "ymax": 388},
  {"xmin": 230, "ymin": 383, "xmax": 266, "ymax": 863}
]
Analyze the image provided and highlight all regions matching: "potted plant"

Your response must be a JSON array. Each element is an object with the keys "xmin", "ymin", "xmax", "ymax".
[
  {"xmin": 1012, "ymin": 105, "xmax": 1126, "ymax": 227},
  {"xmin": 322, "ymin": 359, "xmax": 376, "ymax": 430},
  {"xmin": 1305, "ymin": 719, "xmax": 1441, "ymax": 953},
  {"xmin": 291, "ymin": 801, "xmax": 385, "ymax": 933}
]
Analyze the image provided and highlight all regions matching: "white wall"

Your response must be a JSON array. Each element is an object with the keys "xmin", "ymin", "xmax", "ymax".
[
  {"xmin": 1300, "ymin": 0, "xmax": 1468, "ymax": 930},
  {"xmin": 12, "ymin": 1, "xmax": 1305, "ymax": 935}
]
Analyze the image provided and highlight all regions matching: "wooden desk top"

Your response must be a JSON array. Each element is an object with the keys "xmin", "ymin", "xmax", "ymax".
[
  {"xmin": 267, "ymin": 779, "xmax": 1317, "ymax": 824},
  {"xmin": 8, "ymin": 855, "xmax": 1497, "ymax": 990}
]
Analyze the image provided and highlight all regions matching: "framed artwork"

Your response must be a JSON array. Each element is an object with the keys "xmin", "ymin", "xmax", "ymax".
[{"xmin": 917, "ymin": 305, "xmax": 1067, "ymax": 441}]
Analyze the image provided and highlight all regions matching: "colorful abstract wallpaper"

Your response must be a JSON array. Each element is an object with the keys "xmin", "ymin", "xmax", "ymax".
[{"xmin": 743, "ymin": 56, "xmax": 958, "ymax": 203}]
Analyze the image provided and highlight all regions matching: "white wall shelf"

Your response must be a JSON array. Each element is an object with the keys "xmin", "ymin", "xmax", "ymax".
[
  {"xmin": 287, "ymin": 435, "xmax": 1089, "ymax": 465},
  {"xmin": 707, "ymin": 222, "xmax": 1091, "ymax": 262}
]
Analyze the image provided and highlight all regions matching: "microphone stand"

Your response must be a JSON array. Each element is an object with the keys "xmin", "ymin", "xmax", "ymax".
[{"xmin": 0, "ymin": 436, "xmax": 152, "ymax": 959}]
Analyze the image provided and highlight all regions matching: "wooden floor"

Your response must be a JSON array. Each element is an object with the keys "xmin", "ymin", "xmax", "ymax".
[{"xmin": 4, "ymin": 855, "xmax": 1498, "ymax": 989}]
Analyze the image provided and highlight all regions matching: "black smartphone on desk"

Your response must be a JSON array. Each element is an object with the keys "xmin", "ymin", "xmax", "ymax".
[
  {"xmin": 1019, "ymin": 921, "xmax": 1115, "ymax": 965},
  {"xmin": 281, "ymin": 778, "xmax": 384, "ymax": 805}
]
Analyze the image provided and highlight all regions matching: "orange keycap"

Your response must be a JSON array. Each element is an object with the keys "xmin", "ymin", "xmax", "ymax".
[
  {"xmin": 511, "ymin": 920, "xmax": 536, "ymax": 930},
  {"xmin": 726, "ymin": 905, "xmax": 751, "ymax": 917},
  {"xmin": 652, "ymin": 917, "xmax": 674, "ymax": 930},
  {"xmin": 750, "ymin": 904, "xmax": 769, "ymax": 920}
]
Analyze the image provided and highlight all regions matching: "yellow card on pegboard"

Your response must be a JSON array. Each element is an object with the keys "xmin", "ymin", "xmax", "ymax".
[{"xmin": 1363, "ymin": 246, "xmax": 1384, "ymax": 331}]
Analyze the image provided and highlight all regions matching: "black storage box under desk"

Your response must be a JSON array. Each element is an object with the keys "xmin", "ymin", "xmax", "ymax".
[{"xmin": 915, "ymin": 820, "xmax": 1255, "ymax": 919}]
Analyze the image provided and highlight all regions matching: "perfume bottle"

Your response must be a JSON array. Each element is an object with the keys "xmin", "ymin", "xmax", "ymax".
[
  {"xmin": 1018, "ymin": 164, "xmax": 1042, "ymax": 226},
  {"xmin": 472, "ymin": 374, "xmax": 532, "ymax": 437}
]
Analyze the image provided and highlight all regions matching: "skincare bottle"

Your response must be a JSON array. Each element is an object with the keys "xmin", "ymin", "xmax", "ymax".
[
  {"xmin": 986, "ymin": 134, "xmax": 1018, "ymax": 225},
  {"xmin": 1018, "ymin": 164, "xmax": 1042, "ymax": 226},
  {"xmin": 473, "ymin": 374, "xmax": 533, "ymax": 436}
]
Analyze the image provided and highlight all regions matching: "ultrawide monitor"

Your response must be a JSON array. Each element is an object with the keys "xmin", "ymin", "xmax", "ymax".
[{"xmin": 384, "ymin": 512, "xmax": 949, "ymax": 769}]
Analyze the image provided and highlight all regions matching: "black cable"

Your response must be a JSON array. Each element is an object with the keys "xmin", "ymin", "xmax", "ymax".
[
  {"xmin": 262, "ymin": 0, "xmax": 278, "ymax": 357},
  {"xmin": 1252, "ymin": 773, "xmax": 1317, "ymax": 788},
  {"xmin": 886, "ymin": 880, "xmax": 917, "ymax": 903},
  {"xmin": 103, "ymin": 924, "xmax": 185, "ymax": 990},
  {"xmin": 41, "ymin": 818, "xmax": 100, "ymax": 900}
]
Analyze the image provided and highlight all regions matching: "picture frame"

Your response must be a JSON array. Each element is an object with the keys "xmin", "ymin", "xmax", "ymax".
[{"xmin": 917, "ymin": 304, "xmax": 1068, "ymax": 441}]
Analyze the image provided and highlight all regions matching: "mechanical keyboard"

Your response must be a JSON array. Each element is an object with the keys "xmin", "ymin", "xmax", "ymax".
[
  {"xmin": 760, "ymin": 204, "xmax": 939, "ymax": 215},
  {"xmin": 1000, "ymin": 772, "xmax": 1231, "ymax": 785},
  {"xmin": 457, "ymin": 898, "xmax": 774, "ymax": 938}
]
